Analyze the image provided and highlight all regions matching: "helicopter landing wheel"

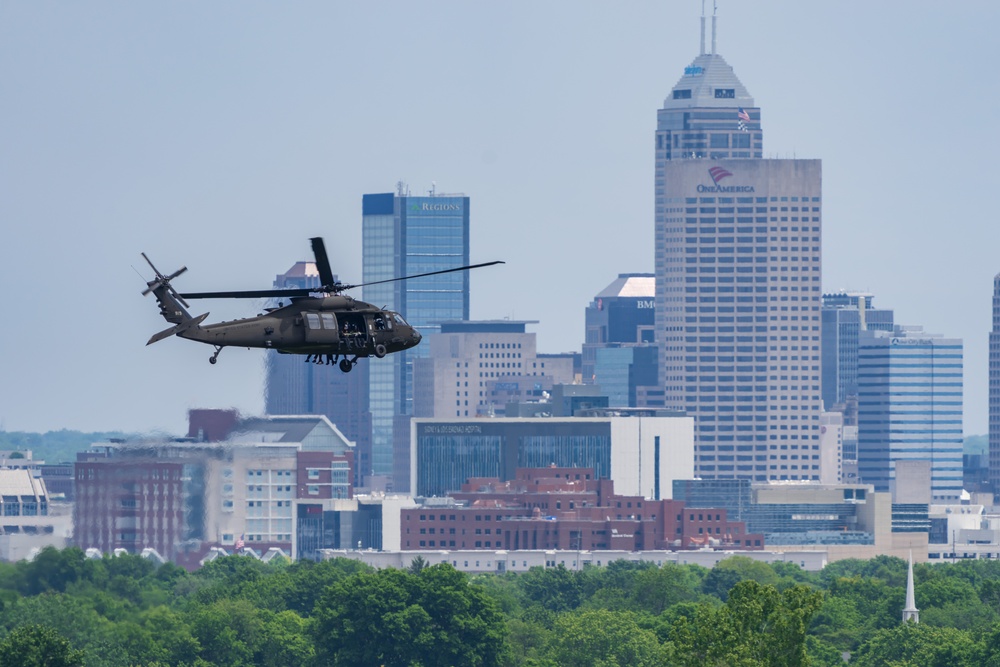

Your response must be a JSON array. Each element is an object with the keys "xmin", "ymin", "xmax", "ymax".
[
  {"xmin": 339, "ymin": 359, "xmax": 352, "ymax": 373},
  {"xmin": 209, "ymin": 346, "xmax": 222, "ymax": 365},
  {"xmin": 374, "ymin": 344, "xmax": 387, "ymax": 358}
]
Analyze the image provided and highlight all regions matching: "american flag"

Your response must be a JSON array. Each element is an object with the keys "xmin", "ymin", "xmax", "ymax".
[
  {"xmin": 737, "ymin": 107, "xmax": 750, "ymax": 132},
  {"xmin": 235, "ymin": 534, "xmax": 245, "ymax": 550}
]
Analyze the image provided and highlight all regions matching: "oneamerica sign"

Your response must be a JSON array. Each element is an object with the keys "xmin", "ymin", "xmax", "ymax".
[
  {"xmin": 697, "ymin": 166, "xmax": 755, "ymax": 193},
  {"xmin": 697, "ymin": 184, "xmax": 756, "ymax": 193}
]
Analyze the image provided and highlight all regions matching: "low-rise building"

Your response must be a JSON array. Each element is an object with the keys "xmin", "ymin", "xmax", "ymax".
[
  {"xmin": 409, "ymin": 412, "xmax": 694, "ymax": 499},
  {"xmin": 0, "ymin": 470, "xmax": 68, "ymax": 561},
  {"xmin": 73, "ymin": 415, "xmax": 355, "ymax": 566},
  {"xmin": 400, "ymin": 467, "xmax": 761, "ymax": 552}
]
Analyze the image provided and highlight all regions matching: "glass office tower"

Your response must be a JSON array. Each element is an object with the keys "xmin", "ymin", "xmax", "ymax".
[
  {"xmin": 821, "ymin": 292, "xmax": 895, "ymax": 412},
  {"xmin": 362, "ymin": 190, "xmax": 470, "ymax": 479},
  {"xmin": 991, "ymin": 274, "xmax": 1000, "ymax": 491},
  {"xmin": 857, "ymin": 327, "xmax": 964, "ymax": 501}
]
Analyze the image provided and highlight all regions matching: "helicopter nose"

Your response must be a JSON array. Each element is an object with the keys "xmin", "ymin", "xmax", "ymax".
[{"xmin": 412, "ymin": 329, "xmax": 422, "ymax": 344}]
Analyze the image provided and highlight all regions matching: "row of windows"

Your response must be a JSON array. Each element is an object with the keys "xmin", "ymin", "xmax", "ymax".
[{"xmin": 687, "ymin": 197, "xmax": 820, "ymax": 204}]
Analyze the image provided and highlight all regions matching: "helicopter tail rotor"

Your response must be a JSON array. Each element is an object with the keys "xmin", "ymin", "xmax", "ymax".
[
  {"xmin": 141, "ymin": 253, "xmax": 191, "ymax": 308},
  {"xmin": 140, "ymin": 252, "xmax": 206, "ymax": 330}
]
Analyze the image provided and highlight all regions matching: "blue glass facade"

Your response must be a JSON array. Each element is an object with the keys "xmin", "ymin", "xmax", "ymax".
[
  {"xmin": 414, "ymin": 421, "xmax": 613, "ymax": 497},
  {"xmin": 820, "ymin": 293, "xmax": 894, "ymax": 411},
  {"xmin": 594, "ymin": 346, "xmax": 659, "ymax": 408},
  {"xmin": 857, "ymin": 330, "xmax": 964, "ymax": 501},
  {"xmin": 363, "ymin": 192, "xmax": 470, "ymax": 477}
]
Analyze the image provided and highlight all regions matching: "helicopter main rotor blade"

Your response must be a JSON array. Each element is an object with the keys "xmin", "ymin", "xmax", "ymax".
[
  {"xmin": 342, "ymin": 260, "xmax": 505, "ymax": 291},
  {"xmin": 179, "ymin": 288, "xmax": 315, "ymax": 300},
  {"xmin": 310, "ymin": 237, "xmax": 336, "ymax": 288}
]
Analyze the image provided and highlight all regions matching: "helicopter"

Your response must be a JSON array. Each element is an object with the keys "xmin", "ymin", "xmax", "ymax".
[{"xmin": 141, "ymin": 237, "xmax": 503, "ymax": 373}]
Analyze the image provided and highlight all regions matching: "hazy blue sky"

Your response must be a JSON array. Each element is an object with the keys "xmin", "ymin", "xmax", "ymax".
[{"xmin": 2, "ymin": 2, "xmax": 997, "ymax": 436}]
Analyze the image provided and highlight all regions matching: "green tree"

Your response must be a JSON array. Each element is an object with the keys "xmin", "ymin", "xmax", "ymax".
[
  {"xmin": 18, "ymin": 548, "xmax": 95, "ymax": 596},
  {"xmin": 549, "ymin": 609, "xmax": 664, "ymax": 667},
  {"xmin": 701, "ymin": 556, "xmax": 779, "ymax": 601},
  {"xmin": 631, "ymin": 563, "xmax": 702, "ymax": 614},
  {"xmin": 189, "ymin": 598, "xmax": 266, "ymax": 667},
  {"xmin": 0, "ymin": 625, "xmax": 85, "ymax": 667},
  {"xmin": 808, "ymin": 594, "xmax": 863, "ymax": 651},
  {"xmin": 672, "ymin": 580, "xmax": 822, "ymax": 667},
  {"xmin": 313, "ymin": 564, "xmax": 507, "ymax": 667},
  {"xmin": 519, "ymin": 565, "xmax": 581, "ymax": 613},
  {"xmin": 852, "ymin": 622, "xmax": 982, "ymax": 667},
  {"xmin": 504, "ymin": 617, "xmax": 552, "ymax": 667}
]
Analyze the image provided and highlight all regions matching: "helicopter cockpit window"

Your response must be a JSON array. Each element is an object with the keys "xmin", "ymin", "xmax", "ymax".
[
  {"xmin": 305, "ymin": 313, "xmax": 321, "ymax": 329},
  {"xmin": 320, "ymin": 313, "xmax": 337, "ymax": 329},
  {"xmin": 374, "ymin": 314, "xmax": 391, "ymax": 331},
  {"xmin": 393, "ymin": 313, "xmax": 408, "ymax": 326}
]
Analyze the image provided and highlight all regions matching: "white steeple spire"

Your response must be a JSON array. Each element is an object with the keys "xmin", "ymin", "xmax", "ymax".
[{"xmin": 903, "ymin": 551, "xmax": 919, "ymax": 623}]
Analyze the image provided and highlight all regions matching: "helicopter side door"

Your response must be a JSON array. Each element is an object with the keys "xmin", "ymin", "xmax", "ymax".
[{"xmin": 302, "ymin": 311, "xmax": 340, "ymax": 344}]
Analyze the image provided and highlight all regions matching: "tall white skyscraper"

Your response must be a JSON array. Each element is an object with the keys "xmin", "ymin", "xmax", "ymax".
[{"xmin": 654, "ymin": 11, "xmax": 823, "ymax": 481}]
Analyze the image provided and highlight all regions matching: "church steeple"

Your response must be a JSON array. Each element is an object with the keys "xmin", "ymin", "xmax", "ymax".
[{"xmin": 903, "ymin": 551, "xmax": 919, "ymax": 623}]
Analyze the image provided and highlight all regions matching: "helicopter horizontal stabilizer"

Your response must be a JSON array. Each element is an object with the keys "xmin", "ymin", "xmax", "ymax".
[{"xmin": 146, "ymin": 312, "xmax": 209, "ymax": 346}]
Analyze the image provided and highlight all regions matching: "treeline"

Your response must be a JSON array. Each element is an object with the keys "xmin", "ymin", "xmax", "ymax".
[
  {"xmin": 2, "ymin": 549, "xmax": 1000, "ymax": 665},
  {"xmin": 0, "ymin": 431, "xmax": 133, "ymax": 464}
]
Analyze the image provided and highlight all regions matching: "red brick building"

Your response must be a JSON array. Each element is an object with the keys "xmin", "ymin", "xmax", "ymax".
[{"xmin": 401, "ymin": 467, "xmax": 762, "ymax": 551}]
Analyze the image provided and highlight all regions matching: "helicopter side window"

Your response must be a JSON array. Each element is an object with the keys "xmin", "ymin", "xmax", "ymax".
[
  {"xmin": 305, "ymin": 313, "xmax": 321, "ymax": 329},
  {"xmin": 320, "ymin": 313, "xmax": 337, "ymax": 329},
  {"xmin": 374, "ymin": 314, "xmax": 391, "ymax": 331}
]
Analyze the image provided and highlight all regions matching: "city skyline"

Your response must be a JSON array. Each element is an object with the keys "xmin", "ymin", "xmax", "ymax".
[{"xmin": 1, "ymin": 3, "xmax": 998, "ymax": 435}]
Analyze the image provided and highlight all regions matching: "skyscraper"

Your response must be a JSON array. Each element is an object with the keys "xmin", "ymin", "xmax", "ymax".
[
  {"xmin": 411, "ymin": 320, "xmax": 574, "ymax": 419},
  {"xmin": 857, "ymin": 326, "xmax": 964, "ymax": 501},
  {"xmin": 362, "ymin": 186, "xmax": 470, "ymax": 480},
  {"xmin": 582, "ymin": 273, "xmax": 656, "ymax": 382},
  {"xmin": 654, "ymin": 11, "xmax": 822, "ymax": 481},
  {"xmin": 991, "ymin": 274, "xmax": 1000, "ymax": 491},
  {"xmin": 821, "ymin": 292, "xmax": 895, "ymax": 412}
]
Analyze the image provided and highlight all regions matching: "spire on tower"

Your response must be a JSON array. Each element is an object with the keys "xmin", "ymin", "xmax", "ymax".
[
  {"xmin": 700, "ymin": 0, "xmax": 706, "ymax": 56},
  {"xmin": 903, "ymin": 551, "xmax": 919, "ymax": 623},
  {"xmin": 711, "ymin": 0, "xmax": 717, "ymax": 55}
]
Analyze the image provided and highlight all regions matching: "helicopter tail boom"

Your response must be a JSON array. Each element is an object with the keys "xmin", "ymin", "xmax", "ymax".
[{"xmin": 146, "ymin": 312, "xmax": 210, "ymax": 345}]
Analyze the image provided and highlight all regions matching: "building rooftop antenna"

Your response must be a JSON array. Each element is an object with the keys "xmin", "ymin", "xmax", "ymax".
[
  {"xmin": 712, "ymin": 0, "xmax": 718, "ymax": 55},
  {"xmin": 700, "ymin": 0, "xmax": 706, "ymax": 56}
]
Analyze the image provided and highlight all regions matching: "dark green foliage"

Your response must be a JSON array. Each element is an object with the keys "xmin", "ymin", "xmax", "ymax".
[
  {"xmin": 312, "ymin": 563, "xmax": 507, "ymax": 667},
  {"xmin": 4, "ymin": 547, "xmax": 1000, "ymax": 666},
  {"xmin": 853, "ymin": 622, "xmax": 983, "ymax": 667},
  {"xmin": 0, "ymin": 624, "xmax": 85, "ymax": 667},
  {"xmin": 671, "ymin": 580, "xmax": 823, "ymax": 667},
  {"xmin": 549, "ymin": 609, "xmax": 665, "ymax": 667},
  {"xmin": 701, "ymin": 555, "xmax": 780, "ymax": 600},
  {"xmin": 519, "ymin": 564, "xmax": 582, "ymax": 613}
]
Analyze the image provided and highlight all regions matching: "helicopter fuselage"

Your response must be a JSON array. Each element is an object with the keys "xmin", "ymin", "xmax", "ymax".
[
  {"xmin": 179, "ymin": 295, "xmax": 421, "ymax": 360},
  {"xmin": 141, "ymin": 237, "xmax": 498, "ymax": 370}
]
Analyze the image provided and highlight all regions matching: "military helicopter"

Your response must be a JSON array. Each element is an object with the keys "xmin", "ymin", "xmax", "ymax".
[{"xmin": 141, "ymin": 237, "xmax": 502, "ymax": 372}]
